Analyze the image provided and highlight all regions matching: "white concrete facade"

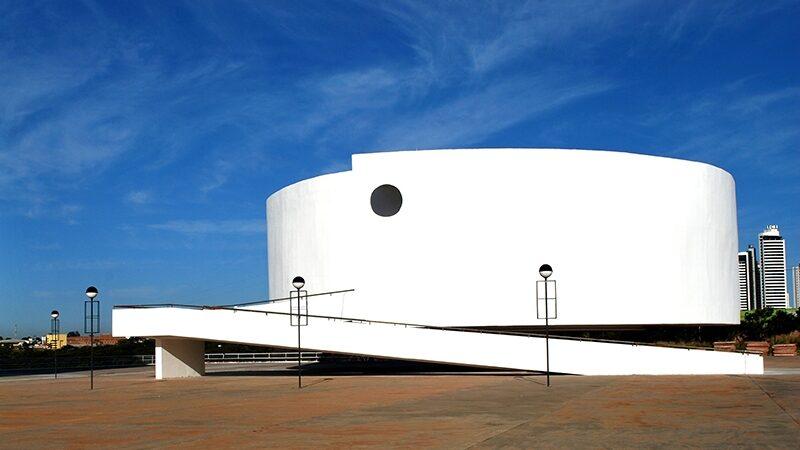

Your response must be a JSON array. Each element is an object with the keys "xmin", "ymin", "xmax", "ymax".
[
  {"xmin": 113, "ymin": 149, "xmax": 755, "ymax": 379},
  {"xmin": 268, "ymin": 149, "xmax": 739, "ymax": 327}
]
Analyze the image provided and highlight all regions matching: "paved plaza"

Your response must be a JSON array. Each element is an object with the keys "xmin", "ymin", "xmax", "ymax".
[{"xmin": 1, "ymin": 358, "xmax": 799, "ymax": 448}]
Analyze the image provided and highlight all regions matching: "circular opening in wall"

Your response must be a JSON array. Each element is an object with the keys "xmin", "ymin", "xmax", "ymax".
[{"xmin": 370, "ymin": 184, "xmax": 402, "ymax": 217}]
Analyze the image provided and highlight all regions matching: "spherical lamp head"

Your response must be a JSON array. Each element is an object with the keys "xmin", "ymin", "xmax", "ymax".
[
  {"xmin": 292, "ymin": 276, "xmax": 305, "ymax": 290},
  {"xmin": 51, "ymin": 310, "xmax": 60, "ymax": 319},
  {"xmin": 85, "ymin": 286, "xmax": 99, "ymax": 299},
  {"xmin": 539, "ymin": 264, "xmax": 553, "ymax": 279}
]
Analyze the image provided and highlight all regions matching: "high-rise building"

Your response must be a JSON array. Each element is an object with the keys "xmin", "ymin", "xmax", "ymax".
[
  {"xmin": 738, "ymin": 252, "xmax": 748, "ymax": 310},
  {"xmin": 737, "ymin": 245, "xmax": 759, "ymax": 310},
  {"xmin": 755, "ymin": 261, "xmax": 763, "ymax": 309},
  {"xmin": 758, "ymin": 225, "xmax": 789, "ymax": 308},
  {"xmin": 793, "ymin": 264, "xmax": 800, "ymax": 309},
  {"xmin": 751, "ymin": 245, "xmax": 763, "ymax": 309}
]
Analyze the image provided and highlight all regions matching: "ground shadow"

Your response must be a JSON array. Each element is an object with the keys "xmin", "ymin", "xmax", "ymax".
[{"xmin": 206, "ymin": 357, "xmax": 557, "ymax": 378}]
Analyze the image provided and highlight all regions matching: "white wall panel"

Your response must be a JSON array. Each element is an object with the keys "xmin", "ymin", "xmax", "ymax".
[{"xmin": 267, "ymin": 149, "xmax": 739, "ymax": 327}]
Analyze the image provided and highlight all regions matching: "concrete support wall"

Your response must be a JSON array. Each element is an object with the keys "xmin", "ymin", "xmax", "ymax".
[{"xmin": 155, "ymin": 338, "xmax": 206, "ymax": 380}]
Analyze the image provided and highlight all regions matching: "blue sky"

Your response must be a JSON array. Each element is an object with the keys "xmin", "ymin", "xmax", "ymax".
[{"xmin": 1, "ymin": 1, "xmax": 799, "ymax": 336}]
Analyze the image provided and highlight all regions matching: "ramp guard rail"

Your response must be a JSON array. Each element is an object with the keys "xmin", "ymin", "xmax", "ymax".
[
  {"xmin": 0, "ymin": 355, "xmax": 153, "ymax": 376},
  {"xmin": 215, "ymin": 289, "xmax": 356, "ymax": 308},
  {"xmin": 205, "ymin": 352, "xmax": 321, "ymax": 363}
]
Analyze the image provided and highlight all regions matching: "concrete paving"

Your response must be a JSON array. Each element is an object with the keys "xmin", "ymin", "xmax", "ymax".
[{"xmin": 1, "ymin": 358, "xmax": 799, "ymax": 448}]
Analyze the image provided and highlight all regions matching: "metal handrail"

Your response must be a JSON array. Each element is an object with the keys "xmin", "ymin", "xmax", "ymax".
[
  {"xmin": 216, "ymin": 289, "xmax": 356, "ymax": 307},
  {"xmin": 205, "ymin": 352, "xmax": 321, "ymax": 363},
  {"xmin": 114, "ymin": 289, "xmax": 357, "ymax": 310},
  {"xmin": 113, "ymin": 302, "xmax": 759, "ymax": 355}
]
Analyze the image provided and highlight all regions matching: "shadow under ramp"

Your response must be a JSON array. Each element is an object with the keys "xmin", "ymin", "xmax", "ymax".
[{"xmin": 204, "ymin": 356, "xmax": 549, "ymax": 378}]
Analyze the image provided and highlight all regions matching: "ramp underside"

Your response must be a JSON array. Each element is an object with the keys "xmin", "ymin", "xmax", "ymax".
[{"xmin": 113, "ymin": 307, "xmax": 762, "ymax": 376}]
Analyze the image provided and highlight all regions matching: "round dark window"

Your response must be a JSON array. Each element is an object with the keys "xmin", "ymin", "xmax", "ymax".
[{"xmin": 370, "ymin": 184, "xmax": 402, "ymax": 217}]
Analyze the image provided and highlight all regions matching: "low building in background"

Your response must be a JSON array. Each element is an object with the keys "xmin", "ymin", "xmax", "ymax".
[
  {"xmin": 0, "ymin": 339, "xmax": 25, "ymax": 347},
  {"xmin": 44, "ymin": 333, "xmax": 67, "ymax": 349},
  {"xmin": 66, "ymin": 334, "xmax": 121, "ymax": 347}
]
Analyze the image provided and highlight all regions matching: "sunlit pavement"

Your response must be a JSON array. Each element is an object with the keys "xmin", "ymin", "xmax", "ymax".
[{"xmin": 1, "ymin": 358, "xmax": 798, "ymax": 448}]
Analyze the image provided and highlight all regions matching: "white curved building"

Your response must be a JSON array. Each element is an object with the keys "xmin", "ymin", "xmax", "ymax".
[
  {"xmin": 268, "ymin": 148, "xmax": 739, "ymax": 327},
  {"xmin": 114, "ymin": 149, "xmax": 761, "ymax": 379}
]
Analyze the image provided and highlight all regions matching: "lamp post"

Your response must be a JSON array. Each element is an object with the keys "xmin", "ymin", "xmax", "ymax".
[
  {"xmin": 84, "ymin": 286, "xmax": 99, "ymax": 390},
  {"xmin": 537, "ymin": 264, "xmax": 555, "ymax": 387},
  {"xmin": 291, "ymin": 276, "xmax": 306, "ymax": 389},
  {"xmin": 50, "ymin": 310, "xmax": 60, "ymax": 379}
]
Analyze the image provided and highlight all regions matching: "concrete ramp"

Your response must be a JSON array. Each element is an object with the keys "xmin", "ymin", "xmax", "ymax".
[{"xmin": 113, "ymin": 303, "xmax": 762, "ymax": 379}]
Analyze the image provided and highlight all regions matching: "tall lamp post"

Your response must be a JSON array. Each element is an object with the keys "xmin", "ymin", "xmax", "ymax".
[
  {"xmin": 84, "ymin": 286, "xmax": 99, "ymax": 390},
  {"xmin": 536, "ymin": 264, "xmax": 556, "ymax": 387},
  {"xmin": 291, "ymin": 276, "xmax": 307, "ymax": 389},
  {"xmin": 50, "ymin": 310, "xmax": 60, "ymax": 379}
]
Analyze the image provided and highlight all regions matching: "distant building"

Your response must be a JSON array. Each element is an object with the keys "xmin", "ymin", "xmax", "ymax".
[
  {"xmin": 738, "ymin": 252, "xmax": 748, "ymax": 310},
  {"xmin": 755, "ymin": 261, "xmax": 763, "ymax": 309},
  {"xmin": 793, "ymin": 264, "xmax": 800, "ymax": 308},
  {"xmin": 66, "ymin": 334, "xmax": 121, "ymax": 347},
  {"xmin": 758, "ymin": 225, "xmax": 789, "ymax": 308},
  {"xmin": 45, "ymin": 333, "xmax": 67, "ymax": 349},
  {"xmin": 737, "ymin": 245, "xmax": 759, "ymax": 310}
]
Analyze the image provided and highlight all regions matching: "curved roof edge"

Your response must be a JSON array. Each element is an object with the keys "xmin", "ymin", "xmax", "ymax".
[
  {"xmin": 265, "ymin": 169, "xmax": 352, "ymax": 205},
  {"xmin": 268, "ymin": 147, "xmax": 734, "ymax": 203},
  {"xmin": 352, "ymin": 148, "xmax": 733, "ymax": 177}
]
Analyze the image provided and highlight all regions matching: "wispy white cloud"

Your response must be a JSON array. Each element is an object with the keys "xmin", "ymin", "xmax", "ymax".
[
  {"xmin": 727, "ymin": 87, "xmax": 800, "ymax": 115},
  {"xmin": 2, "ymin": 1, "xmax": 796, "ymax": 215},
  {"xmin": 126, "ymin": 190, "xmax": 152, "ymax": 204},
  {"xmin": 660, "ymin": 0, "xmax": 795, "ymax": 45},
  {"xmin": 0, "ymin": 3, "xmax": 258, "ymax": 203},
  {"xmin": 200, "ymin": 159, "xmax": 239, "ymax": 194},
  {"xmin": 467, "ymin": 1, "xmax": 638, "ymax": 73},
  {"xmin": 278, "ymin": 2, "xmax": 624, "ymax": 154},
  {"xmin": 148, "ymin": 219, "xmax": 264, "ymax": 234},
  {"xmin": 30, "ymin": 242, "xmax": 62, "ymax": 251},
  {"xmin": 22, "ymin": 201, "xmax": 82, "ymax": 221},
  {"xmin": 374, "ymin": 76, "xmax": 612, "ymax": 150},
  {"xmin": 60, "ymin": 204, "xmax": 82, "ymax": 215},
  {"xmin": 633, "ymin": 79, "xmax": 800, "ymax": 176},
  {"xmin": 32, "ymin": 258, "xmax": 124, "ymax": 271},
  {"xmin": 315, "ymin": 68, "xmax": 401, "ymax": 103},
  {"xmin": 0, "ymin": 2, "xmax": 631, "ymax": 206}
]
